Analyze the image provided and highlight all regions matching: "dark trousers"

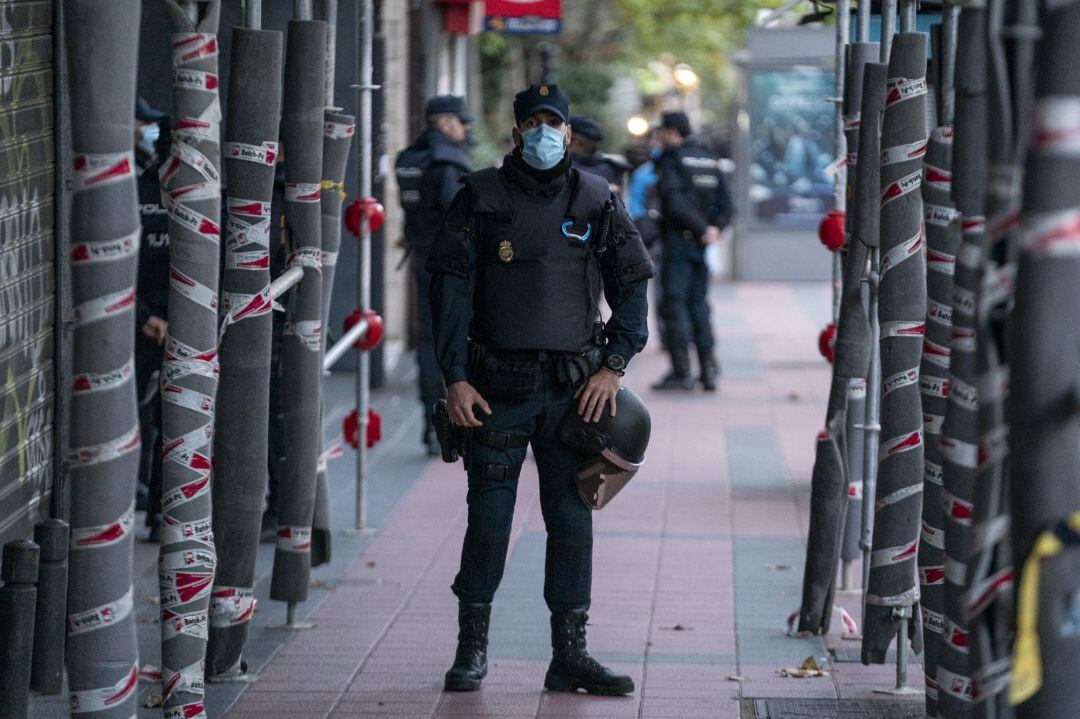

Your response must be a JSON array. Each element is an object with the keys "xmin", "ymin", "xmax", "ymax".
[
  {"xmin": 135, "ymin": 336, "xmax": 163, "ymax": 521},
  {"xmin": 451, "ymin": 368, "xmax": 593, "ymax": 613},
  {"xmin": 412, "ymin": 249, "xmax": 445, "ymax": 424},
  {"xmin": 659, "ymin": 248, "xmax": 714, "ymax": 354}
]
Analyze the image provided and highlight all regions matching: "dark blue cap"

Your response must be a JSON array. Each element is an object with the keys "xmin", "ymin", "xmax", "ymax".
[
  {"xmin": 569, "ymin": 116, "xmax": 603, "ymax": 141},
  {"xmin": 425, "ymin": 95, "xmax": 474, "ymax": 124},
  {"xmin": 513, "ymin": 84, "xmax": 570, "ymax": 125}
]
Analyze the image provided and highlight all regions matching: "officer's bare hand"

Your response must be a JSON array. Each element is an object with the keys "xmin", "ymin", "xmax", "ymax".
[
  {"xmin": 575, "ymin": 369, "xmax": 619, "ymax": 423},
  {"xmin": 447, "ymin": 381, "xmax": 491, "ymax": 428},
  {"xmin": 142, "ymin": 316, "xmax": 168, "ymax": 346},
  {"xmin": 701, "ymin": 225, "xmax": 722, "ymax": 245}
]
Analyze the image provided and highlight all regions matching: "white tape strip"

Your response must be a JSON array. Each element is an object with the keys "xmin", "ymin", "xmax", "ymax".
[
  {"xmin": 1020, "ymin": 208, "xmax": 1080, "ymax": 256},
  {"xmin": 953, "ymin": 285, "xmax": 976, "ymax": 316},
  {"xmin": 322, "ymin": 250, "xmax": 339, "ymax": 267},
  {"xmin": 67, "ymin": 424, "xmax": 140, "ymax": 468},
  {"xmin": 883, "ymin": 367, "xmax": 919, "ymax": 396},
  {"xmin": 885, "ymin": 76, "xmax": 929, "ymax": 109},
  {"xmin": 937, "ymin": 667, "xmax": 975, "ymax": 703},
  {"xmin": 161, "ymin": 384, "xmax": 215, "ymax": 418},
  {"xmin": 944, "ymin": 490, "xmax": 974, "ymax": 525},
  {"xmin": 72, "ymin": 356, "xmax": 135, "ymax": 395},
  {"xmin": 870, "ymin": 537, "xmax": 918, "ymax": 568},
  {"xmin": 70, "ymin": 228, "xmax": 139, "ymax": 265},
  {"xmin": 73, "ymin": 287, "xmax": 136, "ymax": 327},
  {"xmin": 225, "ymin": 216, "xmax": 270, "ymax": 252},
  {"xmin": 881, "ymin": 169, "xmax": 923, "ymax": 207},
  {"xmin": 224, "ymin": 140, "xmax": 279, "ymax": 166},
  {"xmin": 68, "ymin": 586, "xmax": 134, "ymax": 636},
  {"xmin": 879, "ymin": 429, "xmax": 923, "ymax": 461},
  {"xmin": 276, "ymin": 525, "xmax": 312, "ymax": 553},
  {"xmin": 923, "ymin": 163, "xmax": 952, "ymax": 191},
  {"xmin": 940, "ymin": 435, "xmax": 978, "ymax": 469},
  {"xmin": 964, "ymin": 567, "xmax": 1013, "ymax": 619},
  {"xmin": 164, "ymin": 703, "xmax": 205, "ymax": 719},
  {"xmin": 225, "ymin": 250, "xmax": 269, "ymax": 271},
  {"xmin": 161, "ymin": 137, "xmax": 220, "ymax": 186},
  {"xmin": 848, "ymin": 479, "xmax": 863, "ymax": 500},
  {"xmin": 173, "ymin": 67, "xmax": 218, "ymax": 92},
  {"xmin": 931, "ymin": 124, "xmax": 954, "ymax": 143},
  {"xmin": 159, "ymin": 546, "xmax": 216, "ymax": 572},
  {"xmin": 881, "ymin": 138, "xmax": 927, "ymax": 166},
  {"xmin": 163, "ymin": 658, "xmax": 206, "ymax": 702},
  {"xmin": 1032, "ymin": 95, "xmax": 1080, "ymax": 155},
  {"xmin": 924, "ymin": 460, "xmax": 944, "ymax": 486},
  {"xmin": 979, "ymin": 424, "xmax": 1009, "ymax": 470},
  {"xmin": 285, "ymin": 182, "xmax": 321, "ymax": 203},
  {"xmin": 880, "ymin": 231, "xmax": 923, "ymax": 279},
  {"xmin": 927, "ymin": 247, "xmax": 956, "ymax": 275},
  {"xmin": 160, "ymin": 515, "xmax": 213, "ymax": 550},
  {"xmin": 324, "ymin": 120, "xmax": 356, "ymax": 139},
  {"xmin": 160, "ymin": 475, "xmax": 212, "ymax": 514},
  {"xmin": 228, "ymin": 197, "xmax": 271, "ymax": 218},
  {"xmin": 978, "ymin": 365, "xmax": 1009, "ymax": 405},
  {"xmin": 169, "ymin": 267, "xmax": 219, "ymax": 312},
  {"xmin": 920, "ymin": 375, "xmax": 949, "ymax": 399},
  {"xmin": 161, "ymin": 607, "xmax": 209, "ymax": 642},
  {"xmin": 950, "ymin": 326, "xmax": 977, "ymax": 353},
  {"xmin": 159, "ymin": 569, "xmax": 214, "ymax": 604},
  {"xmin": 926, "ymin": 203, "xmax": 961, "ymax": 228},
  {"xmin": 163, "ymin": 196, "xmax": 222, "ymax": 245},
  {"xmin": 73, "ymin": 151, "xmax": 135, "ymax": 192},
  {"xmin": 162, "ymin": 424, "xmax": 214, "ymax": 469},
  {"xmin": 220, "ymin": 287, "xmax": 273, "ymax": 335},
  {"xmin": 923, "ymin": 337, "xmax": 951, "ymax": 368},
  {"xmin": 865, "ymin": 586, "xmax": 920, "ymax": 607},
  {"xmin": 948, "ymin": 377, "xmax": 978, "ymax": 412},
  {"xmin": 920, "ymin": 565, "xmax": 945, "ymax": 587},
  {"xmin": 881, "ymin": 320, "xmax": 925, "ymax": 339},
  {"xmin": 943, "ymin": 618, "xmax": 970, "ymax": 653},
  {"xmin": 69, "ymin": 663, "xmax": 139, "ymax": 714},
  {"xmin": 70, "ymin": 503, "xmax": 135, "ymax": 550},
  {"xmin": 289, "ymin": 246, "xmax": 323, "ymax": 270},
  {"xmin": 923, "ymin": 607, "xmax": 945, "ymax": 635},
  {"xmin": 210, "ymin": 586, "xmax": 256, "ymax": 628},
  {"xmin": 928, "ymin": 298, "xmax": 953, "ymax": 328},
  {"xmin": 945, "ymin": 555, "xmax": 968, "ymax": 585},
  {"xmin": 284, "ymin": 320, "xmax": 322, "ymax": 352},
  {"xmin": 922, "ymin": 520, "xmax": 945, "ymax": 549},
  {"xmin": 875, "ymin": 483, "xmax": 922, "ymax": 511},
  {"xmin": 172, "ymin": 33, "xmax": 218, "ymax": 65},
  {"xmin": 923, "ymin": 412, "xmax": 945, "ymax": 435}
]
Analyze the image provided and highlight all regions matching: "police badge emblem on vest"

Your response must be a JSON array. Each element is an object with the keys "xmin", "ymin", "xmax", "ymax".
[{"xmin": 498, "ymin": 239, "xmax": 514, "ymax": 263}]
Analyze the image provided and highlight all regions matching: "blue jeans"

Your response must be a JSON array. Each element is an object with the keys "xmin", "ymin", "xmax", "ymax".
[{"xmin": 451, "ymin": 367, "xmax": 593, "ymax": 612}]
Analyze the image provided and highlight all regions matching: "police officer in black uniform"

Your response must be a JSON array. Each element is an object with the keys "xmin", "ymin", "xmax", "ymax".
[
  {"xmin": 653, "ymin": 111, "xmax": 733, "ymax": 391},
  {"xmin": 569, "ymin": 115, "xmax": 629, "ymax": 197},
  {"xmin": 428, "ymin": 84, "xmax": 652, "ymax": 695},
  {"xmin": 396, "ymin": 95, "xmax": 474, "ymax": 454}
]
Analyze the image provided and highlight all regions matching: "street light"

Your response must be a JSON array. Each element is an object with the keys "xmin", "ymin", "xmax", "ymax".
[
  {"xmin": 673, "ymin": 63, "xmax": 699, "ymax": 93},
  {"xmin": 627, "ymin": 115, "xmax": 650, "ymax": 137}
]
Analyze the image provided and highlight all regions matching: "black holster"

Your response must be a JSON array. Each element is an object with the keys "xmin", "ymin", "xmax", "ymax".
[{"xmin": 433, "ymin": 399, "xmax": 470, "ymax": 463}]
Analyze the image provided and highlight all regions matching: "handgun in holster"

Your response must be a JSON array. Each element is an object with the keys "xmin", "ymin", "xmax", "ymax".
[{"xmin": 433, "ymin": 399, "xmax": 469, "ymax": 463}]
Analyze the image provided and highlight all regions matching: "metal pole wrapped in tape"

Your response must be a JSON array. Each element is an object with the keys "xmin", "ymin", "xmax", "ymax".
[
  {"xmin": 158, "ymin": 2, "xmax": 222, "ymax": 716},
  {"xmin": 1008, "ymin": 2, "xmax": 1080, "ymax": 716},
  {"xmin": 863, "ymin": 31, "xmax": 928, "ymax": 666},
  {"xmin": 829, "ymin": 0, "xmax": 850, "ymax": 326},
  {"xmin": 855, "ymin": 61, "xmax": 888, "ymax": 610},
  {"xmin": 917, "ymin": 7, "xmax": 961, "ymax": 714},
  {"xmin": 206, "ymin": 20, "xmax": 282, "ymax": 679},
  {"xmin": 964, "ymin": 1, "xmax": 1038, "ymax": 714},
  {"xmin": 936, "ymin": 5, "xmax": 989, "ymax": 714},
  {"xmin": 839, "ymin": 41, "xmax": 879, "ymax": 584},
  {"xmin": 313, "ymin": 110, "xmax": 355, "ymax": 566},
  {"xmin": 270, "ymin": 18, "xmax": 327, "ymax": 610},
  {"xmin": 62, "ymin": 1, "xmax": 142, "ymax": 716}
]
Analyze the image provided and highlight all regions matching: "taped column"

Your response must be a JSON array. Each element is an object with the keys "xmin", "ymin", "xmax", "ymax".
[
  {"xmin": 840, "ymin": 41, "xmax": 879, "ymax": 579},
  {"xmin": 62, "ymin": 1, "xmax": 142, "ymax": 717},
  {"xmin": 936, "ymin": 7, "xmax": 989, "ymax": 714},
  {"xmin": 271, "ymin": 19, "xmax": 328, "ymax": 608},
  {"xmin": 797, "ymin": 40, "xmax": 879, "ymax": 635},
  {"xmin": 917, "ymin": 14, "xmax": 960, "ymax": 715},
  {"xmin": 206, "ymin": 24, "xmax": 282, "ymax": 679},
  {"xmin": 312, "ymin": 112, "xmax": 354, "ymax": 567},
  {"xmin": 1008, "ymin": 2, "xmax": 1080, "ymax": 716},
  {"xmin": 863, "ymin": 32, "xmax": 928, "ymax": 665}
]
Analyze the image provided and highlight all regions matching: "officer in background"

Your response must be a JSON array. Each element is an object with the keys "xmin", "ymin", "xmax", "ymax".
[
  {"xmin": 396, "ymin": 95, "xmax": 474, "ymax": 455},
  {"xmin": 428, "ymin": 84, "xmax": 652, "ymax": 695},
  {"xmin": 653, "ymin": 111, "xmax": 733, "ymax": 391},
  {"xmin": 569, "ymin": 115, "xmax": 629, "ymax": 197},
  {"xmin": 135, "ymin": 106, "xmax": 172, "ymax": 540}
]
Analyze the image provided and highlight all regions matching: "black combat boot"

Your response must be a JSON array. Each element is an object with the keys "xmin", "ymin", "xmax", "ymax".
[
  {"xmin": 545, "ymin": 610, "xmax": 635, "ymax": 696},
  {"xmin": 652, "ymin": 347, "xmax": 695, "ymax": 391},
  {"xmin": 444, "ymin": 602, "xmax": 491, "ymax": 691},
  {"xmin": 699, "ymin": 351, "xmax": 720, "ymax": 392}
]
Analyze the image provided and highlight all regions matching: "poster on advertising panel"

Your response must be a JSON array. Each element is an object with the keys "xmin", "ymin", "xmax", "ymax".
[
  {"xmin": 747, "ymin": 67, "xmax": 836, "ymax": 228},
  {"xmin": 484, "ymin": 0, "xmax": 562, "ymax": 35}
]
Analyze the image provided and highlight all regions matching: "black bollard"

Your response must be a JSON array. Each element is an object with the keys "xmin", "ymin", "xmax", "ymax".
[
  {"xmin": 30, "ymin": 520, "xmax": 68, "ymax": 694},
  {"xmin": 0, "ymin": 540, "xmax": 40, "ymax": 719}
]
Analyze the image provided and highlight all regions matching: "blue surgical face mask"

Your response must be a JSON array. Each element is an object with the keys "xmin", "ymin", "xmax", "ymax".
[
  {"xmin": 139, "ymin": 122, "xmax": 160, "ymax": 156},
  {"xmin": 521, "ymin": 123, "xmax": 566, "ymax": 170}
]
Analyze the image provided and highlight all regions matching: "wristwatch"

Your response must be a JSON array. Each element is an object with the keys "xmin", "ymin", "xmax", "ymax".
[{"xmin": 603, "ymin": 353, "xmax": 627, "ymax": 376}]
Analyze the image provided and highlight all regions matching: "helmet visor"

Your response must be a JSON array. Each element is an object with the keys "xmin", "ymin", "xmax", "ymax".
[{"xmin": 575, "ymin": 449, "xmax": 643, "ymax": 510}]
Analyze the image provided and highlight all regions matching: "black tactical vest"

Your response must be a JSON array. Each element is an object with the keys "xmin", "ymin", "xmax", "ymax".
[
  {"xmin": 395, "ymin": 130, "xmax": 471, "ymax": 249},
  {"xmin": 675, "ymin": 142, "xmax": 723, "ymax": 205},
  {"xmin": 463, "ymin": 167, "xmax": 612, "ymax": 353}
]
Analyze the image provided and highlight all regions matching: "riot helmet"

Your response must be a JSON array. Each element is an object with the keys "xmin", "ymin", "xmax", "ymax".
[{"xmin": 560, "ymin": 387, "xmax": 651, "ymax": 509}]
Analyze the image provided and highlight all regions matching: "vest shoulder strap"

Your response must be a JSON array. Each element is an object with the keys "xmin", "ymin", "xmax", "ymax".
[
  {"xmin": 461, "ymin": 167, "xmax": 514, "ymax": 218},
  {"xmin": 567, "ymin": 169, "xmax": 612, "ymax": 222}
]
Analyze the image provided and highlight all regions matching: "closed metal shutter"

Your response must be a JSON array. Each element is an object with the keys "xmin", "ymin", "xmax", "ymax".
[{"xmin": 0, "ymin": 0, "xmax": 57, "ymax": 544}]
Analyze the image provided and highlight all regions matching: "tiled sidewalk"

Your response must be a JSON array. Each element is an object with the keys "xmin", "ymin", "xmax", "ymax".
[{"xmin": 223, "ymin": 282, "xmax": 923, "ymax": 719}]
